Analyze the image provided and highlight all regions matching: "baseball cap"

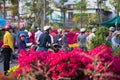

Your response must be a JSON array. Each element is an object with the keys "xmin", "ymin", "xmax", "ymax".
[{"xmin": 44, "ymin": 26, "xmax": 51, "ymax": 31}]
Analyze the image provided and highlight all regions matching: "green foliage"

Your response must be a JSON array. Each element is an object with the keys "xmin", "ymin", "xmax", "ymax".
[
  {"xmin": 7, "ymin": 5, "xmax": 18, "ymax": 15},
  {"xmin": 52, "ymin": 23, "xmax": 63, "ymax": 29},
  {"xmin": 74, "ymin": 0, "xmax": 87, "ymax": 10},
  {"xmin": 109, "ymin": 0, "xmax": 120, "ymax": 13},
  {"xmin": 112, "ymin": 47, "xmax": 120, "ymax": 56},
  {"xmin": 10, "ymin": 0, "xmax": 18, "ymax": 5},
  {"xmin": 90, "ymin": 26, "xmax": 111, "ymax": 49},
  {"xmin": 9, "ymin": 0, "xmax": 18, "ymax": 16},
  {"xmin": 25, "ymin": 25, "xmax": 31, "ymax": 31},
  {"xmin": 0, "ymin": 31, "xmax": 4, "ymax": 40},
  {"xmin": 59, "ymin": 0, "xmax": 68, "ymax": 5},
  {"xmin": 71, "ymin": 27, "xmax": 80, "ymax": 31}
]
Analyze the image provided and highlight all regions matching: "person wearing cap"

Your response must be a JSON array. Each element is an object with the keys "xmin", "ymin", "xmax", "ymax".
[
  {"xmin": 109, "ymin": 27, "xmax": 115, "ymax": 36},
  {"xmin": 17, "ymin": 34, "xmax": 26, "ymax": 53},
  {"xmin": 111, "ymin": 31, "xmax": 120, "ymax": 52},
  {"xmin": 77, "ymin": 28, "xmax": 88, "ymax": 51},
  {"xmin": 17, "ymin": 27, "xmax": 29, "ymax": 43},
  {"xmin": 2, "ymin": 24, "xmax": 14, "ymax": 75},
  {"xmin": 87, "ymin": 28, "xmax": 97, "ymax": 48},
  {"xmin": 38, "ymin": 26, "xmax": 58, "ymax": 52},
  {"xmin": 35, "ymin": 27, "xmax": 43, "ymax": 45}
]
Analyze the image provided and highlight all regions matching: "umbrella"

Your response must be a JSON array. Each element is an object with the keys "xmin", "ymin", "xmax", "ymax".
[{"xmin": 0, "ymin": 16, "xmax": 6, "ymax": 28}]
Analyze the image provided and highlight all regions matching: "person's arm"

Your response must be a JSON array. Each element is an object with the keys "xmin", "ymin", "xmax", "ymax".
[
  {"xmin": 77, "ymin": 35, "xmax": 80, "ymax": 42},
  {"xmin": 48, "ymin": 35, "xmax": 58, "ymax": 52}
]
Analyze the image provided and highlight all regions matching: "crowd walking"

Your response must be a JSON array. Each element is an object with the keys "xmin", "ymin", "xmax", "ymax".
[{"xmin": 1, "ymin": 23, "xmax": 120, "ymax": 76}]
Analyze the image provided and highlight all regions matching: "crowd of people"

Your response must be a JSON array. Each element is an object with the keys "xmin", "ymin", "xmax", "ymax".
[{"xmin": 1, "ymin": 23, "xmax": 120, "ymax": 76}]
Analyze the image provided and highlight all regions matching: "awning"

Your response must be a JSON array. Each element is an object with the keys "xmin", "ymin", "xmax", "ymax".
[{"xmin": 101, "ymin": 16, "xmax": 120, "ymax": 27}]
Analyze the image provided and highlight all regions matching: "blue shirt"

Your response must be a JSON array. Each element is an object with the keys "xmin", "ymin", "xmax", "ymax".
[
  {"xmin": 112, "ymin": 36, "xmax": 120, "ymax": 47},
  {"xmin": 39, "ymin": 32, "xmax": 51, "ymax": 49}
]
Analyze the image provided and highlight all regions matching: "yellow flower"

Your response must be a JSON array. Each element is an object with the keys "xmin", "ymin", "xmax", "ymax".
[
  {"xmin": 69, "ymin": 43, "xmax": 79, "ymax": 48},
  {"xmin": 8, "ymin": 65, "xmax": 19, "ymax": 73}
]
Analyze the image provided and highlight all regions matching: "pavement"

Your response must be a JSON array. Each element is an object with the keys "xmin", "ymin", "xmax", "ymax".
[{"xmin": 0, "ymin": 62, "xmax": 17, "ymax": 72}]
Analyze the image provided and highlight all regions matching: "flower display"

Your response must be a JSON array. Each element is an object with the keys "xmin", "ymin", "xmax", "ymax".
[
  {"xmin": 14, "ymin": 44, "xmax": 120, "ymax": 80},
  {"xmin": 67, "ymin": 32, "xmax": 79, "ymax": 44}
]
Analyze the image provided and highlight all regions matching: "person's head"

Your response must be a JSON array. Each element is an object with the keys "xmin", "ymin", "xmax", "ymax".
[
  {"xmin": 37, "ymin": 27, "xmax": 41, "ymax": 31},
  {"xmin": 114, "ymin": 31, "xmax": 120, "ymax": 37},
  {"xmin": 64, "ymin": 32, "xmax": 68, "ymax": 36},
  {"xmin": 4, "ymin": 24, "xmax": 13, "ymax": 33},
  {"xmin": 57, "ymin": 28, "xmax": 62, "ymax": 34},
  {"xmin": 20, "ymin": 34, "xmax": 25, "ymax": 41},
  {"xmin": 44, "ymin": 26, "xmax": 51, "ymax": 33},
  {"xmin": 92, "ymin": 28, "xmax": 97, "ymax": 33},
  {"xmin": 109, "ymin": 27, "xmax": 115, "ymax": 32},
  {"xmin": 20, "ymin": 27, "xmax": 25, "ymax": 31},
  {"xmin": 80, "ymin": 28, "xmax": 86, "ymax": 33},
  {"xmin": 107, "ymin": 31, "xmax": 112, "ymax": 37}
]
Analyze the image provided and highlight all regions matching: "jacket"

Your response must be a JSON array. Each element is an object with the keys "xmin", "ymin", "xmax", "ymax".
[{"xmin": 3, "ymin": 31, "xmax": 14, "ymax": 52}]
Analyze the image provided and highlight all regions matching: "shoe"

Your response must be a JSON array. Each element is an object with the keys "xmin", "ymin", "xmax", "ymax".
[{"xmin": 4, "ymin": 71, "xmax": 8, "ymax": 76}]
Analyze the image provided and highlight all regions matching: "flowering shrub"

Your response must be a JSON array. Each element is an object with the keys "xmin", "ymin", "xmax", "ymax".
[
  {"xmin": 67, "ymin": 32, "xmax": 79, "ymax": 44},
  {"xmin": 0, "ymin": 40, "xmax": 3, "ymax": 48},
  {"xmin": 15, "ymin": 44, "xmax": 120, "ymax": 80}
]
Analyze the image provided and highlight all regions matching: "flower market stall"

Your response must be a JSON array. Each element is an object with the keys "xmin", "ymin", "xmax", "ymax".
[{"xmin": 9, "ymin": 44, "xmax": 120, "ymax": 80}]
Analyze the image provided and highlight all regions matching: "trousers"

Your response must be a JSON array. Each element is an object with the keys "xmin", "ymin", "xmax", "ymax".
[{"xmin": 2, "ymin": 48, "xmax": 12, "ymax": 75}]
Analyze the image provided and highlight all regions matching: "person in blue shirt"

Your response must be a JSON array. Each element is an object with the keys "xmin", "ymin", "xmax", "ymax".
[
  {"xmin": 111, "ymin": 31, "xmax": 120, "ymax": 52},
  {"xmin": 38, "ymin": 26, "xmax": 58, "ymax": 52},
  {"xmin": 17, "ymin": 27, "xmax": 29, "ymax": 43}
]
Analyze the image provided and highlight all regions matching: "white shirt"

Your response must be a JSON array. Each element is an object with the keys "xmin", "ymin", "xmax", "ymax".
[
  {"xmin": 49, "ymin": 34, "xmax": 54, "ymax": 43},
  {"xmin": 87, "ymin": 33, "xmax": 95, "ymax": 43},
  {"xmin": 35, "ymin": 30, "xmax": 43, "ymax": 44}
]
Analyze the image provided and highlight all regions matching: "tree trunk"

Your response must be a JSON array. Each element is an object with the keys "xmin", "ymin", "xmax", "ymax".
[
  {"xmin": 61, "ymin": 8, "xmax": 66, "ymax": 27},
  {"xmin": 43, "ymin": 0, "xmax": 46, "ymax": 27},
  {"xmin": 3, "ymin": 0, "xmax": 5, "ymax": 19},
  {"xmin": 80, "ymin": 0, "xmax": 83, "ymax": 28},
  {"xmin": 17, "ymin": 0, "xmax": 20, "ymax": 28},
  {"xmin": 80, "ymin": 10, "xmax": 83, "ymax": 28},
  {"xmin": 97, "ymin": 0, "xmax": 101, "ymax": 27}
]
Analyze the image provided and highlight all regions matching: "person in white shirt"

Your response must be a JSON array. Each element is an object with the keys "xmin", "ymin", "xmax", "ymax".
[
  {"xmin": 87, "ymin": 28, "xmax": 97, "ymax": 44},
  {"xmin": 77, "ymin": 28, "xmax": 88, "ymax": 51},
  {"xmin": 35, "ymin": 27, "xmax": 43, "ymax": 44},
  {"xmin": 111, "ymin": 31, "xmax": 120, "ymax": 52}
]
